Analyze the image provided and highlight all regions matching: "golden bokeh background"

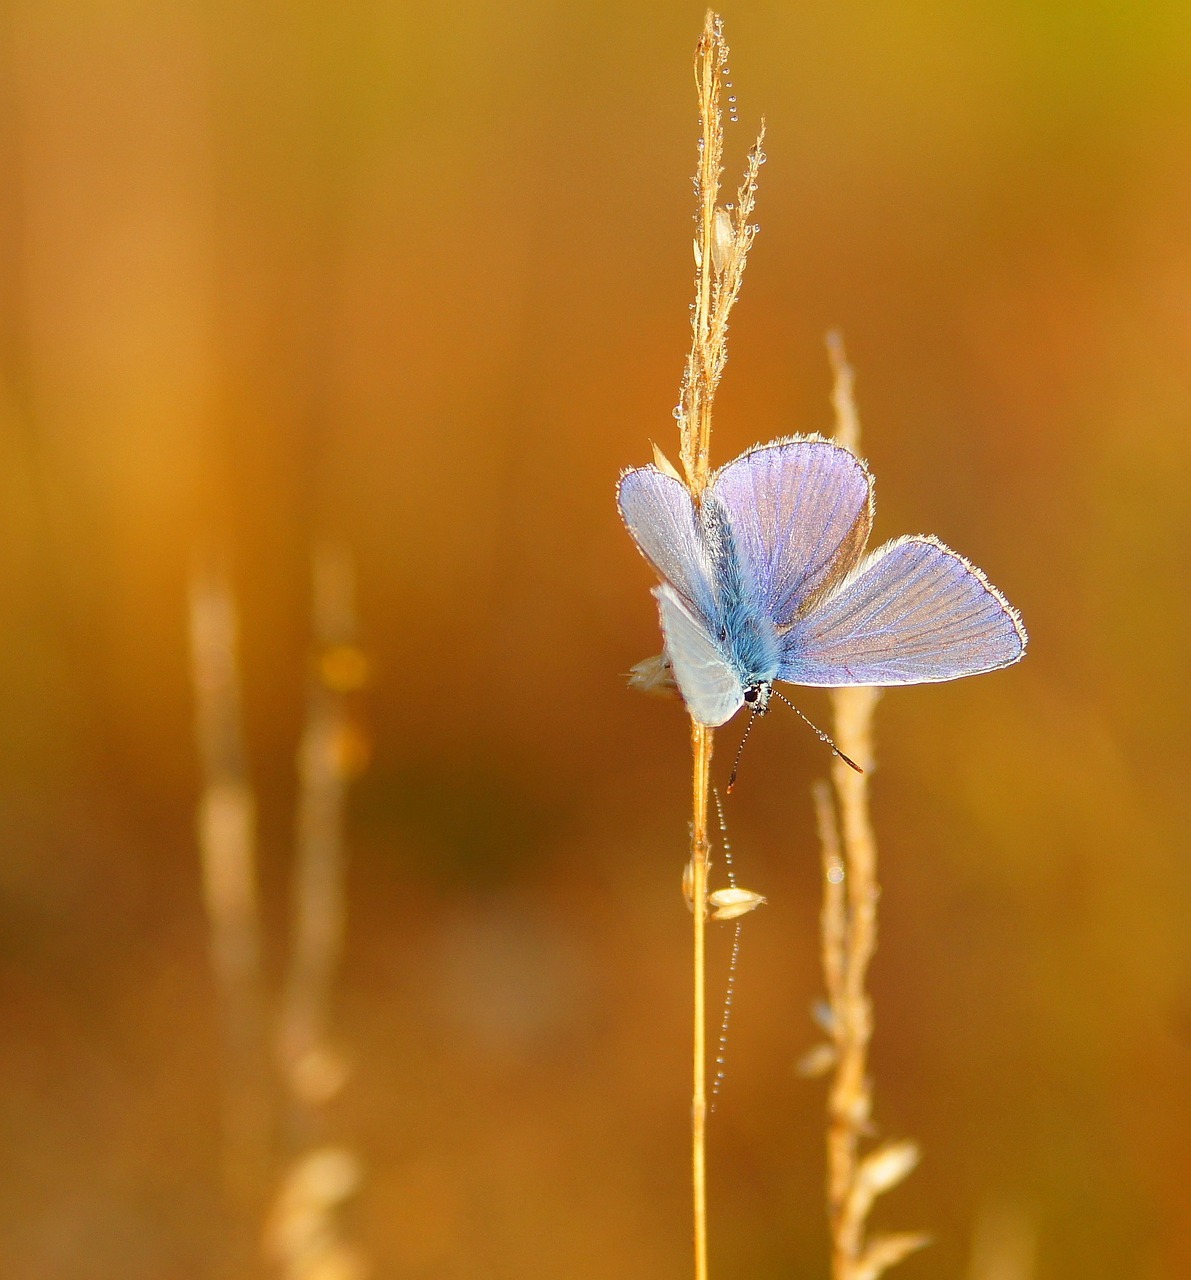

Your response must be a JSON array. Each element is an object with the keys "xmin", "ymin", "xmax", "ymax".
[{"xmin": 2, "ymin": 1, "xmax": 1190, "ymax": 1276}]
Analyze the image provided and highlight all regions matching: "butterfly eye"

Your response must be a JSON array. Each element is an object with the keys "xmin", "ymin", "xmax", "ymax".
[{"xmin": 743, "ymin": 687, "xmax": 759, "ymax": 704}]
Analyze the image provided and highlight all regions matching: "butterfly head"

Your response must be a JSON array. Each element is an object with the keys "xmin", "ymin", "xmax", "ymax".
[{"xmin": 742, "ymin": 681, "xmax": 772, "ymax": 715}]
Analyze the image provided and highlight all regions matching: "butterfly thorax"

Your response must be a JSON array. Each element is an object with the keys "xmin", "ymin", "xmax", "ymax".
[{"xmin": 700, "ymin": 496, "xmax": 782, "ymax": 690}]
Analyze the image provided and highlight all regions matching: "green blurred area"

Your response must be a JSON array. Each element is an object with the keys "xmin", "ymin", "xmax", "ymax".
[{"xmin": 2, "ymin": 1, "xmax": 1190, "ymax": 1276}]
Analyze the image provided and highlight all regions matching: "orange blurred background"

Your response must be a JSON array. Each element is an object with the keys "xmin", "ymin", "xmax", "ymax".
[{"xmin": 2, "ymin": 2, "xmax": 1190, "ymax": 1276}]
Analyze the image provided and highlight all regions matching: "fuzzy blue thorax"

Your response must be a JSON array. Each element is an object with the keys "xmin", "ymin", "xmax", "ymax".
[{"xmin": 700, "ymin": 496, "xmax": 781, "ymax": 690}]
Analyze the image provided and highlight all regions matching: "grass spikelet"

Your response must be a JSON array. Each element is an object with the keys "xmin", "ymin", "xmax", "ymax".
[
  {"xmin": 812, "ymin": 335, "xmax": 925, "ymax": 1280},
  {"xmin": 677, "ymin": 11, "xmax": 766, "ymax": 497}
]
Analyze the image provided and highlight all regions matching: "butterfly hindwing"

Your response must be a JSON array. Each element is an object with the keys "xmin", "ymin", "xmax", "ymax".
[
  {"xmin": 654, "ymin": 584, "xmax": 745, "ymax": 727},
  {"xmin": 778, "ymin": 535, "xmax": 1027, "ymax": 687}
]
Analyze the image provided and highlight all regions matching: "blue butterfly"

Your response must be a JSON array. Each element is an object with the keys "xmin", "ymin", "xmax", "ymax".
[{"xmin": 617, "ymin": 435, "xmax": 1026, "ymax": 729}]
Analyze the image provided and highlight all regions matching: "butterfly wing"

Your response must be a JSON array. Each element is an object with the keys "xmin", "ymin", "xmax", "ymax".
[
  {"xmin": 655, "ymin": 584, "xmax": 744, "ymax": 727},
  {"xmin": 617, "ymin": 466, "xmax": 717, "ymax": 623},
  {"xmin": 778, "ymin": 535, "xmax": 1027, "ymax": 686},
  {"xmin": 708, "ymin": 436, "xmax": 873, "ymax": 627}
]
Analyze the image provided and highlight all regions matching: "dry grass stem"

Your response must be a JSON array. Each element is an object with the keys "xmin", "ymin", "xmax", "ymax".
[
  {"xmin": 190, "ymin": 547, "xmax": 369, "ymax": 1277},
  {"xmin": 689, "ymin": 720, "xmax": 712, "ymax": 1280},
  {"xmin": 826, "ymin": 330, "xmax": 861, "ymax": 455},
  {"xmin": 271, "ymin": 545, "xmax": 369, "ymax": 1279},
  {"xmin": 813, "ymin": 336, "xmax": 926, "ymax": 1280},
  {"xmin": 279, "ymin": 545, "xmax": 366, "ymax": 1104},
  {"xmin": 813, "ymin": 781, "xmax": 846, "ymax": 1025},
  {"xmin": 674, "ymin": 14, "xmax": 766, "ymax": 1279},
  {"xmin": 188, "ymin": 560, "xmax": 271, "ymax": 1226}
]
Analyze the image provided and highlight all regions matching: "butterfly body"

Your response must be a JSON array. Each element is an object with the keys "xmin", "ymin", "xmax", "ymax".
[
  {"xmin": 618, "ymin": 435, "xmax": 1026, "ymax": 728},
  {"xmin": 699, "ymin": 496, "xmax": 782, "ymax": 698}
]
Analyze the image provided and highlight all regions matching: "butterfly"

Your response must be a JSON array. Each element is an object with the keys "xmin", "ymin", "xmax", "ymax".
[{"xmin": 617, "ymin": 434, "xmax": 1026, "ymax": 729}]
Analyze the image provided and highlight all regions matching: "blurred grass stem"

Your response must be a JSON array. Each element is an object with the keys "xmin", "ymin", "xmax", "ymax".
[
  {"xmin": 269, "ymin": 545, "xmax": 369, "ymax": 1280},
  {"xmin": 189, "ymin": 559, "xmax": 271, "ymax": 1228},
  {"xmin": 816, "ymin": 336, "xmax": 926, "ymax": 1279},
  {"xmin": 279, "ymin": 546, "xmax": 362, "ymax": 1111}
]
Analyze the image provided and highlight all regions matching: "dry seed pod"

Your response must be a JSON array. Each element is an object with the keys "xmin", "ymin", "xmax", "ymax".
[
  {"xmin": 711, "ymin": 207, "xmax": 733, "ymax": 273},
  {"xmin": 708, "ymin": 886, "xmax": 766, "ymax": 920},
  {"xmin": 795, "ymin": 1041, "xmax": 838, "ymax": 1078},
  {"xmin": 858, "ymin": 1139, "xmax": 921, "ymax": 1197},
  {"xmin": 847, "ymin": 1139, "xmax": 920, "ymax": 1226},
  {"xmin": 852, "ymin": 1231, "xmax": 930, "ymax": 1280}
]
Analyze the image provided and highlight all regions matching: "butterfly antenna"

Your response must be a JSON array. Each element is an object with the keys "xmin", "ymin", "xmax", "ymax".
[
  {"xmin": 770, "ymin": 688, "xmax": 864, "ymax": 774},
  {"xmin": 726, "ymin": 711, "xmax": 758, "ymax": 793}
]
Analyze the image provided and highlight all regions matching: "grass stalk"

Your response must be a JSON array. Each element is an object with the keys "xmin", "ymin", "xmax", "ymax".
[
  {"xmin": 267, "ymin": 544, "xmax": 370, "ymax": 1280},
  {"xmin": 191, "ymin": 548, "xmax": 370, "ymax": 1278},
  {"xmin": 278, "ymin": 544, "xmax": 366, "ymax": 1113},
  {"xmin": 814, "ymin": 335, "xmax": 927, "ymax": 1280},
  {"xmin": 188, "ymin": 558, "xmax": 271, "ymax": 1238},
  {"xmin": 676, "ymin": 14, "xmax": 765, "ymax": 1276},
  {"xmin": 690, "ymin": 720, "xmax": 712, "ymax": 1278}
]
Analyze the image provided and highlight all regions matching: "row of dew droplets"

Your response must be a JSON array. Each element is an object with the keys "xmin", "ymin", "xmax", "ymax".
[
  {"xmin": 715, "ymin": 11, "xmax": 738, "ymax": 123},
  {"xmin": 679, "ymin": 32, "xmax": 768, "ymax": 440},
  {"xmin": 709, "ymin": 788, "xmax": 766, "ymax": 1108}
]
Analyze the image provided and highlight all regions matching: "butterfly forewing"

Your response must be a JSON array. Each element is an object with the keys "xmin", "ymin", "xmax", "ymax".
[
  {"xmin": 654, "ymin": 584, "xmax": 745, "ymax": 727},
  {"xmin": 618, "ymin": 468, "xmax": 717, "ymax": 624},
  {"xmin": 709, "ymin": 437, "xmax": 873, "ymax": 627},
  {"xmin": 778, "ymin": 535, "xmax": 1026, "ymax": 686}
]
